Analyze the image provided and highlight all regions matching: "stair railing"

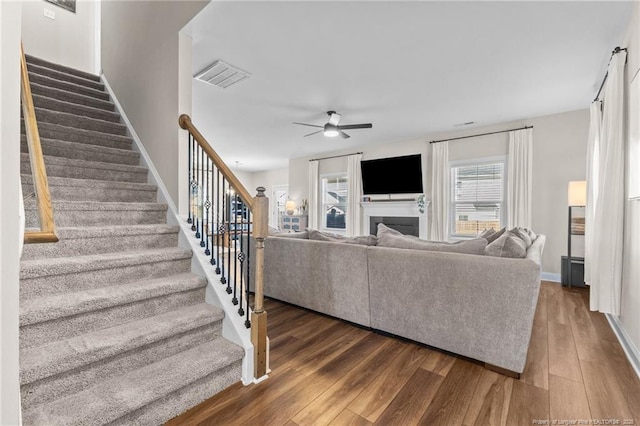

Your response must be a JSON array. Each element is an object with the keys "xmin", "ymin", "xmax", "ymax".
[
  {"xmin": 178, "ymin": 114, "xmax": 268, "ymax": 379},
  {"xmin": 20, "ymin": 43, "xmax": 58, "ymax": 244}
]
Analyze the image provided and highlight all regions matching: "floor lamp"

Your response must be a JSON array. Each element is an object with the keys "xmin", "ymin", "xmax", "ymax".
[{"xmin": 567, "ymin": 181, "xmax": 586, "ymax": 287}]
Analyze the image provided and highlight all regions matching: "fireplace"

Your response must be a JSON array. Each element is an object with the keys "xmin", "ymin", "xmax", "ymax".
[
  {"xmin": 360, "ymin": 200, "xmax": 430, "ymax": 239},
  {"xmin": 370, "ymin": 216, "xmax": 419, "ymax": 237}
]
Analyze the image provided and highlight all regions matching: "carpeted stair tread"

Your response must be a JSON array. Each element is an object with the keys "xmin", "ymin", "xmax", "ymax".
[
  {"xmin": 24, "ymin": 120, "xmax": 133, "ymax": 151},
  {"xmin": 35, "ymin": 107, "xmax": 128, "ymax": 136},
  {"xmin": 27, "ymin": 62, "xmax": 105, "ymax": 91},
  {"xmin": 22, "ymin": 337, "xmax": 243, "ymax": 426},
  {"xmin": 20, "ymin": 246, "xmax": 189, "ymax": 280},
  {"xmin": 20, "ymin": 273, "xmax": 206, "ymax": 327},
  {"xmin": 20, "ymin": 224, "xmax": 178, "ymax": 260},
  {"xmin": 21, "ymin": 153, "xmax": 148, "ymax": 183},
  {"xmin": 22, "ymin": 175, "xmax": 154, "ymax": 193},
  {"xmin": 25, "ymin": 54, "xmax": 101, "ymax": 82},
  {"xmin": 29, "ymin": 72, "xmax": 110, "ymax": 101},
  {"xmin": 21, "ymin": 174, "xmax": 156, "ymax": 203},
  {"xmin": 21, "ymin": 136, "xmax": 139, "ymax": 166},
  {"xmin": 31, "ymin": 82, "xmax": 115, "ymax": 112},
  {"xmin": 32, "ymin": 94, "xmax": 121, "ymax": 123},
  {"xmin": 25, "ymin": 200, "xmax": 168, "ymax": 228},
  {"xmin": 20, "ymin": 303, "xmax": 224, "ymax": 385}
]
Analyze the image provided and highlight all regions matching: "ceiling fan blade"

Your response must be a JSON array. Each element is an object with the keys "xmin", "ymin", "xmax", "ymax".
[
  {"xmin": 328, "ymin": 112, "xmax": 342, "ymax": 126},
  {"xmin": 337, "ymin": 123, "xmax": 373, "ymax": 130},
  {"xmin": 339, "ymin": 130, "xmax": 350, "ymax": 139},
  {"xmin": 293, "ymin": 122, "xmax": 323, "ymax": 128},
  {"xmin": 304, "ymin": 130, "xmax": 323, "ymax": 137}
]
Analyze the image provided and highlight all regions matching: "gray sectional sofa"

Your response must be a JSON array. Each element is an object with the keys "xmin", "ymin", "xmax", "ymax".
[{"xmin": 263, "ymin": 231, "xmax": 545, "ymax": 375}]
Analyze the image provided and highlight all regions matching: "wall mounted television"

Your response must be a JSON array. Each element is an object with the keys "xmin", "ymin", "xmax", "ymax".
[{"xmin": 361, "ymin": 154, "xmax": 423, "ymax": 195}]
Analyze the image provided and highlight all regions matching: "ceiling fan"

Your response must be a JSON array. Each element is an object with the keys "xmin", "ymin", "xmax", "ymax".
[{"xmin": 293, "ymin": 111, "xmax": 373, "ymax": 139}]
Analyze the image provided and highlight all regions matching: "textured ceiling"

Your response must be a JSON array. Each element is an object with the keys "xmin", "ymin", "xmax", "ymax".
[{"xmin": 186, "ymin": 1, "xmax": 632, "ymax": 172}]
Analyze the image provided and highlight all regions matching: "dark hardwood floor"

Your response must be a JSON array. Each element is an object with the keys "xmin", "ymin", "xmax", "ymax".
[{"xmin": 167, "ymin": 282, "xmax": 640, "ymax": 426}]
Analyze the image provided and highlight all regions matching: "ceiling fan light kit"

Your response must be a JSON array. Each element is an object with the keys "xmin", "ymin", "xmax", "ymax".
[{"xmin": 293, "ymin": 111, "xmax": 373, "ymax": 139}]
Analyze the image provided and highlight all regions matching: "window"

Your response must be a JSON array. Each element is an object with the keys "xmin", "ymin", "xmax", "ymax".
[
  {"xmin": 321, "ymin": 174, "xmax": 348, "ymax": 230},
  {"xmin": 450, "ymin": 158, "xmax": 506, "ymax": 238}
]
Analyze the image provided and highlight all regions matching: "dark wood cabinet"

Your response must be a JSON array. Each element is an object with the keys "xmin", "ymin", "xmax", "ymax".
[{"xmin": 561, "ymin": 256, "xmax": 586, "ymax": 288}]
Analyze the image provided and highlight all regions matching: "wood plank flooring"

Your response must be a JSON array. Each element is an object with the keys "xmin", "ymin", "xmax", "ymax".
[{"xmin": 167, "ymin": 281, "xmax": 640, "ymax": 426}]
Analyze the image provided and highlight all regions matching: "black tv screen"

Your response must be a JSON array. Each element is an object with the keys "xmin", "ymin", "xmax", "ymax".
[{"xmin": 361, "ymin": 154, "xmax": 423, "ymax": 195}]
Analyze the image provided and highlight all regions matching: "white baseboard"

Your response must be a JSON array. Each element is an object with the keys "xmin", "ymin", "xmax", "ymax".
[
  {"xmin": 606, "ymin": 314, "xmax": 640, "ymax": 380},
  {"xmin": 541, "ymin": 272, "xmax": 561, "ymax": 282},
  {"xmin": 100, "ymin": 74, "xmax": 256, "ymax": 384}
]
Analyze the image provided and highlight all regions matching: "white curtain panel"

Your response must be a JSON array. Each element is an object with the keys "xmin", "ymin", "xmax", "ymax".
[
  {"xmin": 507, "ymin": 128, "xmax": 533, "ymax": 229},
  {"xmin": 430, "ymin": 142, "xmax": 449, "ymax": 241},
  {"xmin": 346, "ymin": 153, "xmax": 363, "ymax": 237},
  {"xmin": 589, "ymin": 51, "xmax": 627, "ymax": 315},
  {"xmin": 308, "ymin": 160, "xmax": 320, "ymax": 229},
  {"xmin": 584, "ymin": 101, "xmax": 602, "ymax": 287}
]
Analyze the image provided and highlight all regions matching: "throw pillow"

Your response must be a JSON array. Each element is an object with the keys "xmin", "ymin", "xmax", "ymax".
[
  {"xmin": 376, "ymin": 223, "xmax": 404, "ymax": 237},
  {"xmin": 479, "ymin": 228, "xmax": 496, "ymax": 240},
  {"xmin": 484, "ymin": 232, "xmax": 527, "ymax": 258},
  {"xmin": 377, "ymin": 232, "xmax": 487, "ymax": 255},
  {"xmin": 484, "ymin": 227, "xmax": 506, "ymax": 244},
  {"xmin": 510, "ymin": 227, "xmax": 532, "ymax": 248},
  {"xmin": 307, "ymin": 229, "xmax": 378, "ymax": 246},
  {"xmin": 524, "ymin": 227, "xmax": 538, "ymax": 242}
]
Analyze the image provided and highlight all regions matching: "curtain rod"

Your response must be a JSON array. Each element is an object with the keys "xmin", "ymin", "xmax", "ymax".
[
  {"xmin": 594, "ymin": 46, "xmax": 628, "ymax": 102},
  {"xmin": 429, "ymin": 126, "xmax": 533, "ymax": 144},
  {"xmin": 309, "ymin": 152, "xmax": 363, "ymax": 162}
]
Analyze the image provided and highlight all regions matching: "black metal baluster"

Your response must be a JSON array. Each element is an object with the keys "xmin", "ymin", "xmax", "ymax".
[
  {"xmin": 204, "ymin": 156, "xmax": 211, "ymax": 255},
  {"xmin": 220, "ymin": 177, "xmax": 227, "ymax": 285},
  {"xmin": 226, "ymin": 186, "xmax": 232, "ymax": 294},
  {"xmin": 214, "ymin": 168, "xmax": 220, "ymax": 271},
  {"xmin": 209, "ymin": 163, "xmax": 216, "ymax": 265},
  {"xmin": 232, "ymin": 193, "xmax": 239, "ymax": 305},
  {"xmin": 194, "ymin": 145, "xmax": 201, "ymax": 240},
  {"xmin": 238, "ymin": 199, "xmax": 246, "ymax": 317},
  {"xmin": 190, "ymin": 138, "xmax": 197, "ymax": 232},
  {"xmin": 187, "ymin": 133, "xmax": 193, "ymax": 225},
  {"xmin": 199, "ymin": 147, "xmax": 205, "ymax": 248},
  {"xmin": 244, "ymin": 209, "xmax": 252, "ymax": 328}
]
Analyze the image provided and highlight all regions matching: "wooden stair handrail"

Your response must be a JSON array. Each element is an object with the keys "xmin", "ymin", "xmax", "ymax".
[
  {"xmin": 21, "ymin": 43, "xmax": 58, "ymax": 244},
  {"xmin": 179, "ymin": 114, "xmax": 254, "ymax": 210}
]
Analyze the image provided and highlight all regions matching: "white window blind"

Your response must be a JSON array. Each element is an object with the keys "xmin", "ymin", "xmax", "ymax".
[
  {"xmin": 321, "ymin": 175, "xmax": 348, "ymax": 230},
  {"xmin": 450, "ymin": 160, "xmax": 505, "ymax": 238}
]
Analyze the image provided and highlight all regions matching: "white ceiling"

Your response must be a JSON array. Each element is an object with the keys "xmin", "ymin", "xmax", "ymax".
[{"xmin": 186, "ymin": 1, "xmax": 632, "ymax": 172}]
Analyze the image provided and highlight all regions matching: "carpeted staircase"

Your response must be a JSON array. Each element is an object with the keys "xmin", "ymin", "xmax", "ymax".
[{"xmin": 19, "ymin": 55, "xmax": 244, "ymax": 425}]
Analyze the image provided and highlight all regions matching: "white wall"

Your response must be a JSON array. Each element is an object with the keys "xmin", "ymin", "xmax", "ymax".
[
  {"xmin": 22, "ymin": 0, "xmax": 96, "ymax": 74},
  {"xmin": 620, "ymin": 1, "xmax": 640, "ymax": 372},
  {"xmin": 0, "ymin": 2, "xmax": 23, "ymax": 424},
  {"xmin": 288, "ymin": 108, "xmax": 590, "ymax": 277},
  {"xmin": 250, "ymin": 167, "xmax": 288, "ymax": 226},
  {"xmin": 101, "ymin": 0, "xmax": 208, "ymax": 209}
]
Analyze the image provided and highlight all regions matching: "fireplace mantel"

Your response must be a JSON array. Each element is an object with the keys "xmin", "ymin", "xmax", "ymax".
[{"xmin": 361, "ymin": 200, "xmax": 430, "ymax": 239}]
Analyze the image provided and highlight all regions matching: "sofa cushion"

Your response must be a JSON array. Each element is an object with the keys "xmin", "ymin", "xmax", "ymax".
[
  {"xmin": 308, "ymin": 229, "xmax": 378, "ymax": 246},
  {"xmin": 484, "ymin": 232, "xmax": 527, "ymax": 258},
  {"xmin": 377, "ymin": 233, "xmax": 487, "ymax": 255}
]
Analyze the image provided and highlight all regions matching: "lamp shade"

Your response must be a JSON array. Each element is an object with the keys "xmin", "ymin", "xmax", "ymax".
[
  {"xmin": 285, "ymin": 200, "xmax": 296, "ymax": 215},
  {"xmin": 568, "ymin": 181, "xmax": 587, "ymax": 206}
]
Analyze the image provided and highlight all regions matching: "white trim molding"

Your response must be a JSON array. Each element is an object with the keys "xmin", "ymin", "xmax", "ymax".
[
  {"xmin": 541, "ymin": 272, "xmax": 561, "ymax": 283},
  {"xmin": 606, "ymin": 314, "xmax": 640, "ymax": 380}
]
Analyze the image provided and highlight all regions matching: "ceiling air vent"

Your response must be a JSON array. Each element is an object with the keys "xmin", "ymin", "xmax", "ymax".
[{"xmin": 194, "ymin": 61, "xmax": 251, "ymax": 89}]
